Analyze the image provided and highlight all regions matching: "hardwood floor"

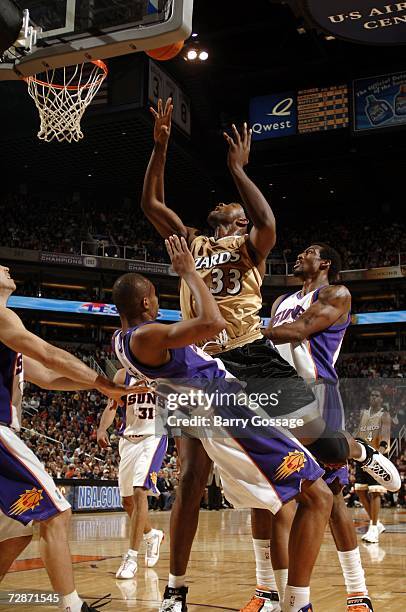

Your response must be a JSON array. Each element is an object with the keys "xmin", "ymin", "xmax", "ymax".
[{"xmin": 1, "ymin": 507, "xmax": 405, "ymax": 611}]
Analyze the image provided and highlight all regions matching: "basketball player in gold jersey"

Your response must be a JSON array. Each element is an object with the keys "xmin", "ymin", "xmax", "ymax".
[
  {"xmin": 141, "ymin": 98, "xmax": 299, "ymax": 612},
  {"xmin": 355, "ymin": 390, "xmax": 392, "ymax": 543},
  {"xmin": 141, "ymin": 99, "xmax": 399, "ymax": 612}
]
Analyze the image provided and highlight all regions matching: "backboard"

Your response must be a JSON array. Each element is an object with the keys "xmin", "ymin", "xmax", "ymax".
[{"xmin": 0, "ymin": 0, "xmax": 193, "ymax": 79}]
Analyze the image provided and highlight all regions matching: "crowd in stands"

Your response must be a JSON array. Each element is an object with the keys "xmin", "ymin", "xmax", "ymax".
[{"xmin": 1, "ymin": 192, "xmax": 404, "ymax": 270}]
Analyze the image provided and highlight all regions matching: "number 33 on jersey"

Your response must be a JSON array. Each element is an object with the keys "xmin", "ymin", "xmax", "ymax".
[{"xmin": 180, "ymin": 235, "xmax": 263, "ymax": 354}]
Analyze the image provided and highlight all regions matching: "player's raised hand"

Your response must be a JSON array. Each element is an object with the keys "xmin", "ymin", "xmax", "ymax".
[
  {"xmin": 150, "ymin": 97, "xmax": 173, "ymax": 146},
  {"xmin": 165, "ymin": 235, "xmax": 196, "ymax": 276},
  {"xmin": 223, "ymin": 122, "xmax": 252, "ymax": 169}
]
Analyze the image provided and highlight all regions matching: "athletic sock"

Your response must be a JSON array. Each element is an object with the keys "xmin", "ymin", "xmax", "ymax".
[
  {"xmin": 252, "ymin": 538, "xmax": 277, "ymax": 591},
  {"xmin": 59, "ymin": 590, "xmax": 83, "ymax": 612},
  {"xmin": 168, "ymin": 573, "xmax": 186, "ymax": 589},
  {"xmin": 144, "ymin": 529, "xmax": 154, "ymax": 539},
  {"xmin": 127, "ymin": 548, "xmax": 138, "ymax": 557},
  {"xmin": 282, "ymin": 585, "xmax": 310, "ymax": 612},
  {"xmin": 274, "ymin": 569, "xmax": 288, "ymax": 602},
  {"xmin": 337, "ymin": 548, "xmax": 368, "ymax": 595},
  {"xmin": 354, "ymin": 443, "xmax": 367, "ymax": 463}
]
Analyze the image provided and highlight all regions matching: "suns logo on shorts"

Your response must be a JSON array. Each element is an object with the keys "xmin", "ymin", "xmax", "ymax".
[
  {"xmin": 9, "ymin": 487, "xmax": 44, "ymax": 516},
  {"xmin": 274, "ymin": 451, "xmax": 307, "ymax": 481},
  {"xmin": 150, "ymin": 472, "xmax": 158, "ymax": 487}
]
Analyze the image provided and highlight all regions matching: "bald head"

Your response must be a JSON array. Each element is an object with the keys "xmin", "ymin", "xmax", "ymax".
[{"xmin": 112, "ymin": 273, "xmax": 158, "ymax": 321}]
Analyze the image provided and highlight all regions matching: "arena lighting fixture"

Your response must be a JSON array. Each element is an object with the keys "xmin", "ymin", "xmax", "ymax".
[
  {"xmin": 186, "ymin": 48, "xmax": 198, "ymax": 60},
  {"xmin": 184, "ymin": 39, "xmax": 209, "ymax": 62}
]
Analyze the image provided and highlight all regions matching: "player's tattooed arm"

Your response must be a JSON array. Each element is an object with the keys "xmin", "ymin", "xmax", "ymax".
[
  {"xmin": 130, "ymin": 236, "xmax": 226, "ymax": 364},
  {"xmin": 142, "ymin": 97, "xmax": 198, "ymax": 244},
  {"xmin": 224, "ymin": 122, "xmax": 276, "ymax": 263},
  {"xmin": 265, "ymin": 285, "xmax": 351, "ymax": 344}
]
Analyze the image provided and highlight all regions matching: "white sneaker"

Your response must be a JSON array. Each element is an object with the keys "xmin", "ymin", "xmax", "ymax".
[
  {"xmin": 377, "ymin": 520, "xmax": 385, "ymax": 534},
  {"xmin": 145, "ymin": 529, "xmax": 164, "ymax": 568},
  {"xmin": 116, "ymin": 553, "xmax": 138, "ymax": 579},
  {"xmin": 357, "ymin": 441, "xmax": 401, "ymax": 492},
  {"xmin": 363, "ymin": 525, "xmax": 379, "ymax": 544}
]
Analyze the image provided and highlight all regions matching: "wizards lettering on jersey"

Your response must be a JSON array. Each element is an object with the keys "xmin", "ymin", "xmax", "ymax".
[
  {"xmin": 272, "ymin": 305, "xmax": 305, "ymax": 326},
  {"xmin": 195, "ymin": 251, "xmax": 240, "ymax": 270}
]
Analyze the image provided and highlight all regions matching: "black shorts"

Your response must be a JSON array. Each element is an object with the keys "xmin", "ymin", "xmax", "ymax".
[{"xmin": 218, "ymin": 337, "xmax": 315, "ymax": 417}]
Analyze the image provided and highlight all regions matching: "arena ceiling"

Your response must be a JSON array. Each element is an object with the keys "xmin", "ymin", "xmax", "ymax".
[{"xmin": 0, "ymin": 0, "xmax": 404, "ymax": 221}]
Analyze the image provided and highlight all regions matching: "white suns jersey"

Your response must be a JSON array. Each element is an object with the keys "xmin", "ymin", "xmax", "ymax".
[
  {"xmin": 119, "ymin": 372, "xmax": 158, "ymax": 437},
  {"xmin": 272, "ymin": 287, "xmax": 350, "ymax": 382}
]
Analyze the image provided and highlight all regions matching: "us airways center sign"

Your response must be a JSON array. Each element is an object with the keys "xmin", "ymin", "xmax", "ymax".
[{"xmin": 305, "ymin": 1, "xmax": 406, "ymax": 44}]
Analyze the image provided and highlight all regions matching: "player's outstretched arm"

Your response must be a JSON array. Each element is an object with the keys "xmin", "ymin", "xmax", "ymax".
[
  {"xmin": 224, "ymin": 123, "xmax": 276, "ymax": 262},
  {"xmin": 141, "ymin": 97, "xmax": 197, "ymax": 243},
  {"xmin": 0, "ymin": 307, "xmax": 132, "ymax": 401},
  {"xmin": 130, "ymin": 236, "xmax": 226, "ymax": 362},
  {"xmin": 23, "ymin": 356, "xmax": 95, "ymax": 390},
  {"xmin": 265, "ymin": 285, "xmax": 351, "ymax": 344}
]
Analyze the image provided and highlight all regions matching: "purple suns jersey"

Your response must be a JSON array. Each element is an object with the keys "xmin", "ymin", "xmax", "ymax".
[
  {"xmin": 272, "ymin": 286, "xmax": 350, "ymax": 382},
  {"xmin": 0, "ymin": 342, "xmax": 24, "ymax": 430},
  {"xmin": 112, "ymin": 321, "xmax": 229, "ymax": 385}
]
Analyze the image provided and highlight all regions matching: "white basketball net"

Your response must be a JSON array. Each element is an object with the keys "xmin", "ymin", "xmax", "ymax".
[{"xmin": 24, "ymin": 60, "xmax": 108, "ymax": 143}]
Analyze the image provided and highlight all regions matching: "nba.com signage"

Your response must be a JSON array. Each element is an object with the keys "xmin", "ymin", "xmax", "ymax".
[
  {"xmin": 305, "ymin": 1, "xmax": 406, "ymax": 44},
  {"xmin": 249, "ymin": 92, "xmax": 297, "ymax": 141}
]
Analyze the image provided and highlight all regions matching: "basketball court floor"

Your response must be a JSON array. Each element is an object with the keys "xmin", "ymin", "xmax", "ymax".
[{"xmin": 2, "ymin": 508, "xmax": 405, "ymax": 611}]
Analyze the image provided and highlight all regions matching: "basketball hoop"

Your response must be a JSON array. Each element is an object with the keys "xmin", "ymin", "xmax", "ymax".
[{"xmin": 23, "ymin": 60, "xmax": 108, "ymax": 143}]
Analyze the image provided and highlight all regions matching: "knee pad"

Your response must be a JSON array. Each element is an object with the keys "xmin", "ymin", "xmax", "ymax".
[{"xmin": 306, "ymin": 427, "xmax": 349, "ymax": 465}]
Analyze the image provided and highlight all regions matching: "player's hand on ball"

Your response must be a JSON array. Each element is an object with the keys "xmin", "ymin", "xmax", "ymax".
[
  {"xmin": 150, "ymin": 97, "xmax": 173, "ymax": 145},
  {"xmin": 165, "ymin": 235, "xmax": 195, "ymax": 276},
  {"xmin": 97, "ymin": 428, "xmax": 110, "ymax": 449},
  {"xmin": 223, "ymin": 122, "xmax": 252, "ymax": 169}
]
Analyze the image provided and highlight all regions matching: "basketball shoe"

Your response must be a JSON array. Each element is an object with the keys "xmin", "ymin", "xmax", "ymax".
[
  {"xmin": 116, "ymin": 552, "xmax": 138, "ymax": 579},
  {"xmin": 81, "ymin": 594, "xmax": 111, "ymax": 611},
  {"xmin": 240, "ymin": 587, "xmax": 281, "ymax": 611},
  {"xmin": 362, "ymin": 524, "xmax": 379, "ymax": 544},
  {"xmin": 297, "ymin": 606, "xmax": 313, "ymax": 611},
  {"xmin": 356, "ymin": 440, "xmax": 401, "ymax": 492},
  {"xmin": 347, "ymin": 594, "xmax": 374, "ymax": 611},
  {"xmin": 361, "ymin": 521, "xmax": 385, "ymax": 541},
  {"xmin": 159, "ymin": 586, "xmax": 188, "ymax": 612},
  {"xmin": 145, "ymin": 529, "xmax": 165, "ymax": 567}
]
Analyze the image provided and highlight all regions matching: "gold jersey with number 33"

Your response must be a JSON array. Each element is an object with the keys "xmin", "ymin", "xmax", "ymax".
[{"xmin": 180, "ymin": 234, "xmax": 263, "ymax": 354}]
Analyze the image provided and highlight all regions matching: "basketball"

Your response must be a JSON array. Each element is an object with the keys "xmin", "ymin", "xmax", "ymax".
[{"xmin": 146, "ymin": 40, "xmax": 184, "ymax": 61}]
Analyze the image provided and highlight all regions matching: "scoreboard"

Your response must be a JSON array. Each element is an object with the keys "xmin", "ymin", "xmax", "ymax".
[
  {"xmin": 297, "ymin": 85, "xmax": 349, "ymax": 133},
  {"xmin": 250, "ymin": 84, "xmax": 349, "ymax": 140}
]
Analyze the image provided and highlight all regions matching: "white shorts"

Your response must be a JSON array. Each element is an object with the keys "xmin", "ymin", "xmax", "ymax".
[
  {"xmin": 0, "ymin": 511, "xmax": 34, "ymax": 543},
  {"xmin": 118, "ymin": 435, "xmax": 167, "ymax": 498},
  {"xmin": 0, "ymin": 425, "xmax": 70, "ymax": 526}
]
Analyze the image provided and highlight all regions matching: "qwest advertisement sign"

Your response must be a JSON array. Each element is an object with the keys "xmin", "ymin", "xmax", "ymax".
[
  {"xmin": 353, "ymin": 71, "xmax": 406, "ymax": 131},
  {"xmin": 306, "ymin": 0, "xmax": 406, "ymax": 45},
  {"xmin": 249, "ymin": 92, "xmax": 297, "ymax": 140}
]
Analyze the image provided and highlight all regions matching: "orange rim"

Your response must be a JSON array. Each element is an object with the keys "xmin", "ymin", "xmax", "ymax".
[{"xmin": 22, "ymin": 59, "xmax": 108, "ymax": 90}]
